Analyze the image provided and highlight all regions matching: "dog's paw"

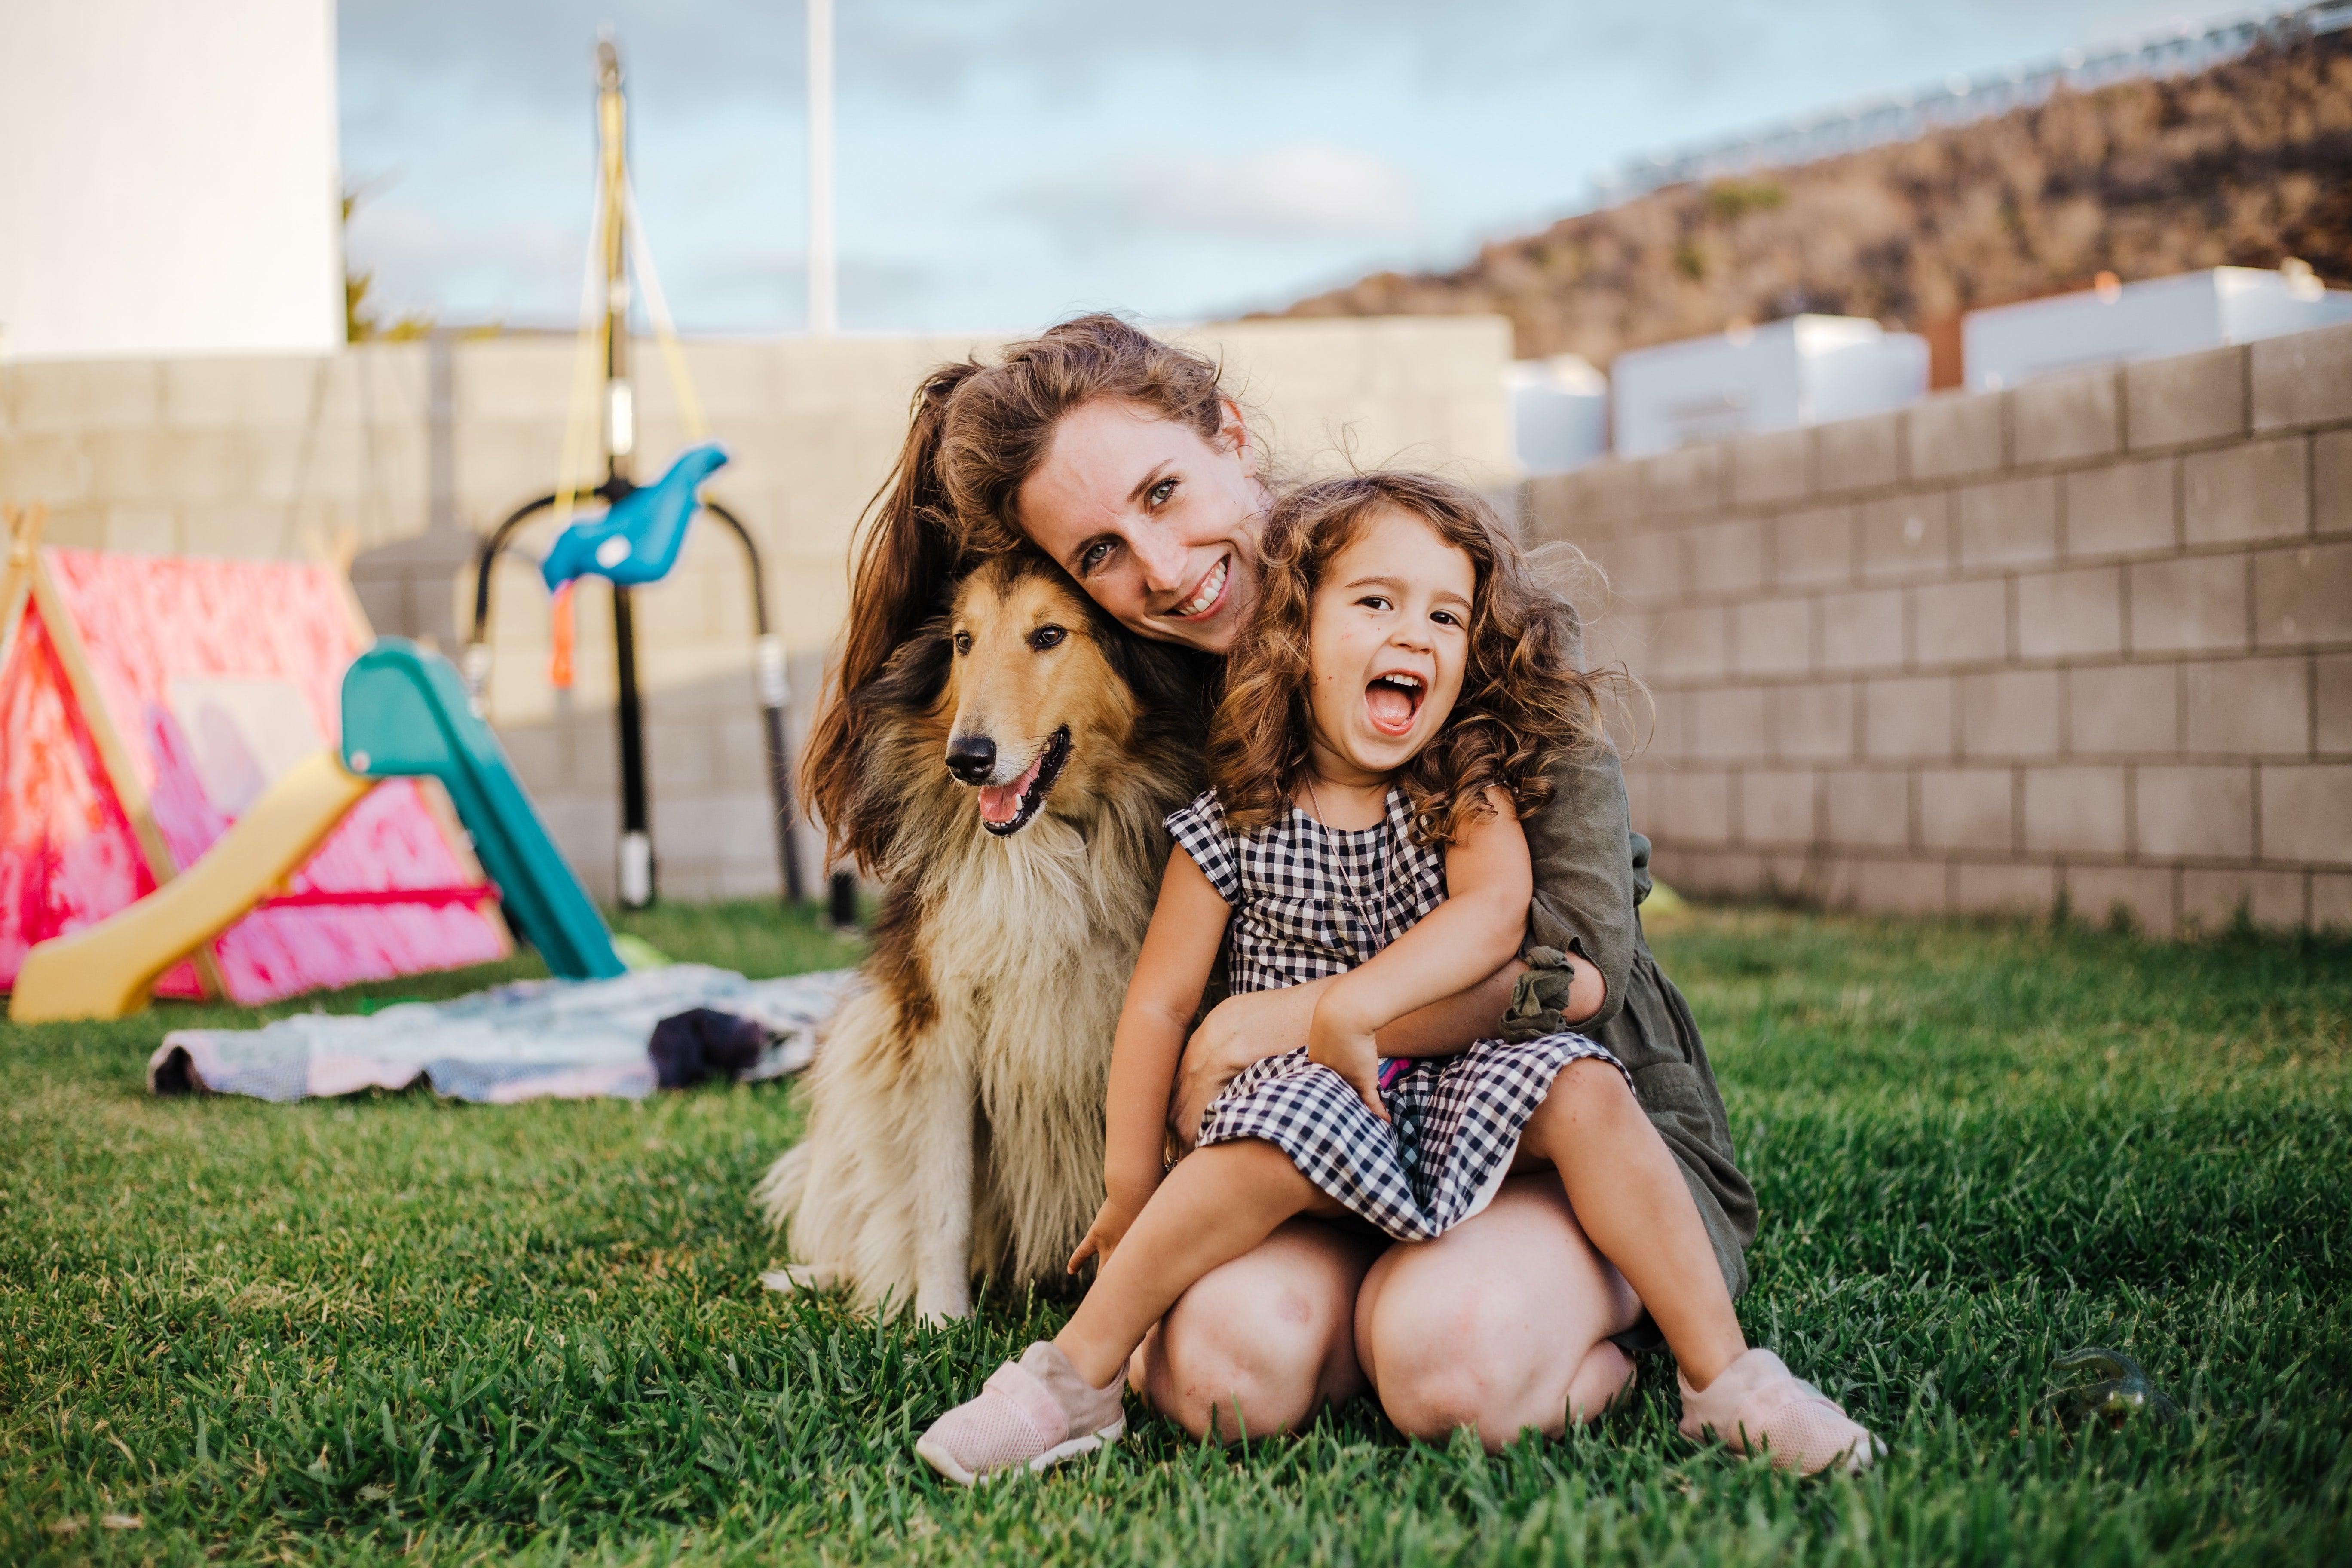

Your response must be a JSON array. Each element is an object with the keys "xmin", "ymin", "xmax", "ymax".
[
  {"xmin": 760, "ymin": 1263, "xmax": 837, "ymax": 1295},
  {"xmin": 913, "ymin": 1284, "xmax": 973, "ymax": 1323}
]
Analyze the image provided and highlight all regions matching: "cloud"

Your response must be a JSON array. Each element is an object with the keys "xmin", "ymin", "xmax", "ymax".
[
  {"xmin": 1021, "ymin": 142, "xmax": 1418, "ymax": 250},
  {"xmin": 336, "ymin": 0, "xmax": 1598, "ymax": 116},
  {"xmin": 334, "ymin": 0, "xmax": 2249, "ymax": 331}
]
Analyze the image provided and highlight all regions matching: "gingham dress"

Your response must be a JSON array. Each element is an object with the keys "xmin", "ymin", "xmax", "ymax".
[{"xmin": 1171, "ymin": 787, "xmax": 1625, "ymax": 1242}]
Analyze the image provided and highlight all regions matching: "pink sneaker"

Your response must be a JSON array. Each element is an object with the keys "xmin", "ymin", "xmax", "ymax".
[
  {"xmin": 915, "ymin": 1342, "xmax": 1127, "ymax": 1486},
  {"xmin": 1679, "ymin": 1349, "xmax": 1884, "ymax": 1476}
]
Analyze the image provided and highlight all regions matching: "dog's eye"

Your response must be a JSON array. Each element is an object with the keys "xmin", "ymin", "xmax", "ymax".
[
  {"xmin": 1029, "ymin": 625, "xmax": 1066, "ymax": 651},
  {"xmin": 954, "ymin": 631, "xmax": 972, "ymax": 655}
]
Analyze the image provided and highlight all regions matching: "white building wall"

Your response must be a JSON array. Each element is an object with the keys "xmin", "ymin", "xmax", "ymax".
[{"xmin": 0, "ymin": 0, "xmax": 341, "ymax": 360}]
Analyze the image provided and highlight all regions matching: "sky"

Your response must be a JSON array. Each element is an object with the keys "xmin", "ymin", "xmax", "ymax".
[{"xmin": 338, "ymin": 0, "xmax": 2272, "ymax": 336}]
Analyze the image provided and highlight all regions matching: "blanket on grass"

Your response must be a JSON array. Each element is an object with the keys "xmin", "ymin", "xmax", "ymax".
[{"xmin": 147, "ymin": 965, "xmax": 858, "ymax": 1104}]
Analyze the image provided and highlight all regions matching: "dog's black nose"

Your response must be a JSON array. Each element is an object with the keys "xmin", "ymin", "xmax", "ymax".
[{"xmin": 945, "ymin": 734, "xmax": 996, "ymax": 784}]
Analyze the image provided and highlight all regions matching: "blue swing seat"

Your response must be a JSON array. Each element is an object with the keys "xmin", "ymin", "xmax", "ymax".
[{"xmin": 540, "ymin": 441, "xmax": 730, "ymax": 591}]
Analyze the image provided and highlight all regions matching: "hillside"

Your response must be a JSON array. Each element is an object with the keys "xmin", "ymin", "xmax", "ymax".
[{"xmin": 1274, "ymin": 30, "xmax": 2352, "ymax": 367}]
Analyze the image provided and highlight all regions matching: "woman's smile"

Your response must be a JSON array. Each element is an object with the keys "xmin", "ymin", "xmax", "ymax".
[
  {"xmin": 1164, "ymin": 554, "xmax": 1231, "ymax": 621},
  {"xmin": 1017, "ymin": 398, "xmax": 1268, "ymax": 655}
]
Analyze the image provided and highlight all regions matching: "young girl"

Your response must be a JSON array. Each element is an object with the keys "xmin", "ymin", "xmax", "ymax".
[{"xmin": 916, "ymin": 473, "xmax": 1881, "ymax": 1483}]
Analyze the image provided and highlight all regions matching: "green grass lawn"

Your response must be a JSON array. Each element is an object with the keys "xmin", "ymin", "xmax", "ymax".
[{"xmin": 2, "ymin": 901, "xmax": 2346, "ymax": 1566}]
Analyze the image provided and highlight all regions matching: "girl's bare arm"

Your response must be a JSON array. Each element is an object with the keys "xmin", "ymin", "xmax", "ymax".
[
  {"xmin": 1071, "ymin": 846, "xmax": 1231, "ymax": 1268},
  {"xmin": 1307, "ymin": 792, "xmax": 1533, "ymax": 1111},
  {"xmin": 1318, "ymin": 793, "xmax": 1531, "ymax": 1038}
]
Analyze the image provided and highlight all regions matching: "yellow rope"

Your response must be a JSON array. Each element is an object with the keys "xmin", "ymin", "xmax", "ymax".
[{"xmin": 623, "ymin": 177, "xmax": 710, "ymax": 444}]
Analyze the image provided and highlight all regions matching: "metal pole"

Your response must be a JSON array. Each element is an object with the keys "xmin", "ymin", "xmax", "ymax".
[
  {"xmin": 598, "ymin": 34, "xmax": 656, "ymax": 909},
  {"xmin": 697, "ymin": 500, "xmax": 804, "ymax": 903},
  {"xmin": 806, "ymin": 0, "xmax": 836, "ymax": 336}
]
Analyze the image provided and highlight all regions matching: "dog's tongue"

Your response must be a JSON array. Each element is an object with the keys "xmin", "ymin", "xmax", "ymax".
[
  {"xmin": 979, "ymin": 752, "xmax": 1044, "ymax": 824},
  {"xmin": 1366, "ymin": 681, "xmax": 1414, "ymax": 729}
]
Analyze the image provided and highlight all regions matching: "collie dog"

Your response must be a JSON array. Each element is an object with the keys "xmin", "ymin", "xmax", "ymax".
[{"xmin": 756, "ymin": 554, "xmax": 1204, "ymax": 1320}]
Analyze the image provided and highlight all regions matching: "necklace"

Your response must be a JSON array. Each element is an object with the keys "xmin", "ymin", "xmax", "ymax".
[{"xmin": 1300, "ymin": 773, "xmax": 1404, "ymax": 961}]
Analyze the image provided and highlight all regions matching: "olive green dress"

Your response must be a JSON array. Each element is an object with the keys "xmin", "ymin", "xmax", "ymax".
[{"xmin": 1511, "ymin": 743, "xmax": 1758, "ymax": 1319}]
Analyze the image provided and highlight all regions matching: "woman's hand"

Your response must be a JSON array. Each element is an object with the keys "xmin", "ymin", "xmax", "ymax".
[
  {"xmin": 1308, "ymin": 987, "xmax": 1389, "ymax": 1122},
  {"xmin": 1169, "ymin": 982, "xmax": 1329, "ymax": 1146}
]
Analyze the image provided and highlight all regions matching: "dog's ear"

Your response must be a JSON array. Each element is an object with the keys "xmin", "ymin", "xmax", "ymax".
[
  {"xmin": 840, "ymin": 612, "xmax": 955, "ymax": 864},
  {"xmin": 867, "ymin": 610, "xmax": 955, "ymax": 712}
]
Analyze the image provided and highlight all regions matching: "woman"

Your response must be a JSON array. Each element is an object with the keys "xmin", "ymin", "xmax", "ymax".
[{"xmin": 803, "ymin": 315, "xmax": 1759, "ymax": 1451}]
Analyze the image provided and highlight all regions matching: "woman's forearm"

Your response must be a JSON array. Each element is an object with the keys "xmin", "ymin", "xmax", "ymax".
[
  {"xmin": 1316, "ymin": 888, "xmax": 1525, "ymax": 1047},
  {"xmin": 1376, "ymin": 960, "xmax": 1523, "ymax": 1057}
]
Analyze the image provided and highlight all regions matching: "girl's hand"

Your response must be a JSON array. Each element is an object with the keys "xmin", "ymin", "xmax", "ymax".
[
  {"xmin": 1308, "ymin": 991, "xmax": 1390, "ymax": 1122},
  {"xmin": 1067, "ymin": 1186, "xmax": 1148, "ymax": 1274}
]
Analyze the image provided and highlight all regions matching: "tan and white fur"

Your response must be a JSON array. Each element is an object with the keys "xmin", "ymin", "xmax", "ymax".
[{"xmin": 756, "ymin": 554, "xmax": 1206, "ymax": 1320}]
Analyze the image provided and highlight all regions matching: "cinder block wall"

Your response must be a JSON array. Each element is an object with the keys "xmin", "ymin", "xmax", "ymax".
[
  {"xmin": 1529, "ymin": 322, "xmax": 2352, "ymax": 934},
  {"xmin": 0, "ymin": 316, "xmax": 1513, "ymax": 901}
]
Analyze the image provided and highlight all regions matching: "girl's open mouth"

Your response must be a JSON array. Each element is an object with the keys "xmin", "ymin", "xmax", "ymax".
[
  {"xmin": 976, "ymin": 728, "xmax": 1072, "ymax": 835},
  {"xmin": 1364, "ymin": 673, "xmax": 1424, "ymax": 737}
]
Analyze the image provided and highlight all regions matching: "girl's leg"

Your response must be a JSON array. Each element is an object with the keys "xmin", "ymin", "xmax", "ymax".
[
  {"xmin": 1518, "ymin": 1059, "xmax": 1746, "ymax": 1389},
  {"xmin": 1054, "ymin": 1139, "xmax": 1327, "ymax": 1387},
  {"xmin": 1129, "ymin": 1217, "xmax": 1380, "ymax": 1442},
  {"xmin": 1356, "ymin": 1175, "xmax": 1642, "ymax": 1449}
]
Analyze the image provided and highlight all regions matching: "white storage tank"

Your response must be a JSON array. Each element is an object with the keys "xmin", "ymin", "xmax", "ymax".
[
  {"xmin": 1963, "ymin": 264, "xmax": 2352, "ymax": 391},
  {"xmin": 1506, "ymin": 355, "xmax": 1609, "ymax": 474},
  {"xmin": 1610, "ymin": 315, "xmax": 1928, "ymax": 458}
]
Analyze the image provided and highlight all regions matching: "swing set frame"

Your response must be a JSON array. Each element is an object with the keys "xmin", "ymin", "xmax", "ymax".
[{"xmin": 464, "ymin": 33, "xmax": 804, "ymax": 908}]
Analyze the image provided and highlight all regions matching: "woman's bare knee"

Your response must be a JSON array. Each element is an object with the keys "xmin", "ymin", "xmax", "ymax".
[
  {"xmin": 1362, "ymin": 1265, "xmax": 1539, "ymax": 1444},
  {"xmin": 1357, "ymin": 1178, "xmax": 1640, "ymax": 1450},
  {"xmin": 1133, "ymin": 1219, "xmax": 1371, "ymax": 1442}
]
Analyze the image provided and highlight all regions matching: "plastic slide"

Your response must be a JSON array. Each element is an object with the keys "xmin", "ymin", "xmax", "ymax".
[
  {"xmin": 340, "ymin": 639, "xmax": 625, "ymax": 983},
  {"xmin": 9, "ymin": 640, "xmax": 623, "ymax": 1023},
  {"xmin": 9, "ymin": 753, "xmax": 373, "ymax": 1023}
]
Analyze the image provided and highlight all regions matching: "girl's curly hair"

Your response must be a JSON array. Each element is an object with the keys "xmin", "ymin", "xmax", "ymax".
[{"xmin": 1209, "ymin": 472, "xmax": 1611, "ymax": 845}]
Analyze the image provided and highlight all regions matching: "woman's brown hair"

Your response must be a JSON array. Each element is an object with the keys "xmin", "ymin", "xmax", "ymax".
[
  {"xmin": 801, "ymin": 314, "xmax": 1235, "ymax": 868},
  {"xmin": 1209, "ymin": 472, "xmax": 1610, "ymax": 845}
]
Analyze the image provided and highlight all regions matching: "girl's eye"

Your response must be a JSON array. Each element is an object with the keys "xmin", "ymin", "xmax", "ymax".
[
  {"xmin": 1029, "ymin": 625, "xmax": 1066, "ymax": 651},
  {"xmin": 1358, "ymin": 595, "xmax": 1392, "ymax": 611},
  {"xmin": 954, "ymin": 631, "xmax": 972, "ymax": 655},
  {"xmin": 1147, "ymin": 478, "xmax": 1177, "ymax": 508},
  {"xmin": 1080, "ymin": 540, "xmax": 1114, "ymax": 574},
  {"xmin": 1432, "ymin": 609, "xmax": 1461, "ymax": 627}
]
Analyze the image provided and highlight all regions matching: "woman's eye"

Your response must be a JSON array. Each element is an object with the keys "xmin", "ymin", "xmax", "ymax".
[
  {"xmin": 953, "ymin": 631, "xmax": 972, "ymax": 655},
  {"xmin": 1029, "ymin": 625, "xmax": 1066, "ymax": 650},
  {"xmin": 1080, "ymin": 540, "xmax": 1114, "ymax": 573},
  {"xmin": 1148, "ymin": 478, "xmax": 1177, "ymax": 507}
]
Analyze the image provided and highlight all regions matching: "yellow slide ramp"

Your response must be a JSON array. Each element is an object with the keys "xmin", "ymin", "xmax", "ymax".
[{"xmin": 11, "ymin": 753, "xmax": 372, "ymax": 1024}]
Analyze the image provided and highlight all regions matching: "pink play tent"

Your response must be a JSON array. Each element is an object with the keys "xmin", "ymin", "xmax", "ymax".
[{"xmin": 0, "ymin": 508, "xmax": 512, "ymax": 1005}]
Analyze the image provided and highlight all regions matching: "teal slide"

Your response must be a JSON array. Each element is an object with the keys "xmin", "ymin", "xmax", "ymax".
[{"xmin": 340, "ymin": 640, "xmax": 625, "ymax": 980}]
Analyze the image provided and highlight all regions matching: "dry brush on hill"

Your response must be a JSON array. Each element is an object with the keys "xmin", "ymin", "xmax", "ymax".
[{"xmin": 1275, "ymin": 31, "xmax": 2352, "ymax": 366}]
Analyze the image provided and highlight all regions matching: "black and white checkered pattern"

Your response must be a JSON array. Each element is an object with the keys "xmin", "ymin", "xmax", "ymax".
[
  {"xmin": 1168, "ymin": 787, "xmax": 1626, "ymax": 1241},
  {"xmin": 1169, "ymin": 788, "xmax": 1446, "ymax": 993}
]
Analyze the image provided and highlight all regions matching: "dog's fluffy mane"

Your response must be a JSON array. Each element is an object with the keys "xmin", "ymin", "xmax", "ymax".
[{"xmin": 758, "ymin": 554, "xmax": 1213, "ymax": 1308}]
